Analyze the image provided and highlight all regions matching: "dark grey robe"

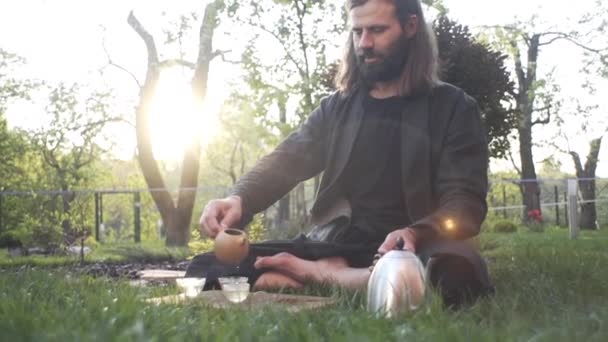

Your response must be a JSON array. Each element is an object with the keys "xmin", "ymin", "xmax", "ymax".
[
  {"xmin": 231, "ymin": 82, "xmax": 488, "ymax": 243},
  {"xmin": 187, "ymin": 82, "xmax": 493, "ymax": 295}
]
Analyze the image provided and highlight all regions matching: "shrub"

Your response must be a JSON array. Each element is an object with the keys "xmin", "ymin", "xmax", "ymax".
[
  {"xmin": 526, "ymin": 222, "xmax": 545, "ymax": 233},
  {"xmin": 189, "ymin": 239, "xmax": 214, "ymax": 256},
  {"xmin": 247, "ymin": 214, "xmax": 268, "ymax": 242},
  {"xmin": 83, "ymin": 236, "xmax": 99, "ymax": 249},
  {"xmin": 493, "ymin": 220, "xmax": 518, "ymax": 233},
  {"xmin": 30, "ymin": 225, "xmax": 63, "ymax": 251},
  {"xmin": 0, "ymin": 231, "xmax": 23, "ymax": 248}
]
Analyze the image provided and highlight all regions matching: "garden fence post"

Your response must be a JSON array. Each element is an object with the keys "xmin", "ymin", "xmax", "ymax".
[
  {"xmin": 563, "ymin": 191, "xmax": 568, "ymax": 226},
  {"xmin": 502, "ymin": 184, "xmax": 507, "ymax": 219},
  {"xmin": 99, "ymin": 193, "xmax": 104, "ymax": 241},
  {"xmin": 134, "ymin": 191, "xmax": 141, "ymax": 243},
  {"xmin": 0, "ymin": 192, "xmax": 3, "ymax": 232},
  {"xmin": 94, "ymin": 192, "xmax": 100, "ymax": 241},
  {"xmin": 567, "ymin": 179, "xmax": 579, "ymax": 239},
  {"xmin": 554, "ymin": 185, "xmax": 559, "ymax": 226}
]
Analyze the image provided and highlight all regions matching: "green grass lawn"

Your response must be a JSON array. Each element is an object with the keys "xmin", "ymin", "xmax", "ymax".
[
  {"xmin": 1, "ymin": 227, "xmax": 607, "ymax": 341},
  {"xmin": 0, "ymin": 241, "xmax": 192, "ymax": 268}
]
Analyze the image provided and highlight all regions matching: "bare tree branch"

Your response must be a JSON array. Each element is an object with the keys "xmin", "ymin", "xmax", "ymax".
[
  {"xmin": 531, "ymin": 106, "xmax": 551, "ymax": 126},
  {"xmin": 569, "ymin": 151, "xmax": 584, "ymax": 176},
  {"xmin": 507, "ymin": 148, "xmax": 522, "ymax": 175},
  {"xmin": 538, "ymin": 32, "xmax": 606, "ymax": 54},
  {"xmin": 101, "ymin": 32, "xmax": 141, "ymax": 88},
  {"xmin": 293, "ymin": 0, "xmax": 314, "ymax": 112},
  {"xmin": 128, "ymin": 11, "xmax": 160, "ymax": 68},
  {"xmin": 215, "ymin": 52, "xmax": 241, "ymax": 65},
  {"xmin": 250, "ymin": 20, "xmax": 307, "ymax": 79}
]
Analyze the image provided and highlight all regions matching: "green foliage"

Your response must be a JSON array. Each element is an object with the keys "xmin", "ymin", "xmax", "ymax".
[
  {"xmin": 29, "ymin": 223, "xmax": 64, "ymax": 250},
  {"xmin": 226, "ymin": 0, "xmax": 343, "ymax": 129},
  {"xmin": 434, "ymin": 16, "xmax": 516, "ymax": 159},
  {"xmin": 0, "ymin": 49, "xmax": 36, "ymax": 114},
  {"xmin": 19, "ymin": 83, "xmax": 120, "ymax": 244},
  {"xmin": 423, "ymin": 0, "xmax": 448, "ymax": 15},
  {"xmin": 247, "ymin": 214, "xmax": 268, "ymax": 242},
  {"xmin": 0, "ymin": 49, "xmax": 40, "ymax": 202},
  {"xmin": 188, "ymin": 239, "xmax": 214, "ymax": 256},
  {"xmin": 201, "ymin": 98, "xmax": 272, "ymax": 186},
  {"xmin": 526, "ymin": 221, "xmax": 545, "ymax": 233},
  {"xmin": 88, "ymin": 242, "xmax": 190, "ymax": 263},
  {"xmin": 0, "ymin": 230, "xmax": 22, "ymax": 248},
  {"xmin": 492, "ymin": 219, "xmax": 518, "ymax": 233},
  {"xmin": 4, "ymin": 210, "xmax": 65, "ymax": 250},
  {"xmin": 83, "ymin": 236, "xmax": 99, "ymax": 249},
  {"xmin": 32, "ymin": 83, "xmax": 116, "ymax": 187}
]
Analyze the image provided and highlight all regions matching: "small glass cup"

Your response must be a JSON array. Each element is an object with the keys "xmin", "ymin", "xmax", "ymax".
[
  {"xmin": 218, "ymin": 276, "xmax": 248, "ymax": 286},
  {"xmin": 175, "ymin": 277, "xmax": 206, "ymax": 298},
  {"xmin": 221, "ymin": 282, "xmax": 250, "ymax": 303}
]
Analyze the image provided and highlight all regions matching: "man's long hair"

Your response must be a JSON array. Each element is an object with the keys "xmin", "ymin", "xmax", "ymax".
[{"xmin": 335, "ymin": 0, "xmax": 439, "ymax": 96}]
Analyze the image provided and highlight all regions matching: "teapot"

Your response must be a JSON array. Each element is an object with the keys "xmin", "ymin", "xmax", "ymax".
[
  {"xmin": 366, "ymin": 239, "xmax": 426, "ymax": 317},
  {"xmin": 214, "ymin": 228, "xmax": 249, "ymax": 264}
]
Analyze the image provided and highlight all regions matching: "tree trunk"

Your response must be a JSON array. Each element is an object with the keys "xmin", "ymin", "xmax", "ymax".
[
  {"xmin": 276, "ymin": 193, "xmax": 291, "ymax": 231},
  {"xmin": 296, "ymin": 182, "xmax": 308, "ymax": 228},
  {"xmin": 60, "ymin": 183, "xmax": 73, "ymax": 238},
  {"xmin": 512, "ymin": 34, "xmax": 542, "ymax": 221},
  {"xmin": 570, "ymin": 136, "xmax": 603, "ymax": 230},
  {"xmin": 518, "ymin": 124, "xmax": 541, "ymax": 219},
  {"xmin": 129, "ymin": 2, "xmax": 219, "ymax": 246}
]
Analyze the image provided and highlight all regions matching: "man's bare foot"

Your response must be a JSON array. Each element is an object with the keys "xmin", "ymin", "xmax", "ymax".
[
  {"xmin": 254, "ymin": 252, "xmax": 349, "ymax": 283},
  {"xmin": 253, "ymin": 271, "xmax": 304, "ymax": 290}
]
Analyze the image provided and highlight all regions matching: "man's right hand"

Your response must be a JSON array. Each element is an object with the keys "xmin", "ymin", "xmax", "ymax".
[{"xmin": 199, "ymin": 196, "xmax": 243, "ymax": 238}]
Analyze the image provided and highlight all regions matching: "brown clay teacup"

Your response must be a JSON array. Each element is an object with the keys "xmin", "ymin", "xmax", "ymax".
[{"xmin": 214, "ymin": 228, "xmax": 249, "ymax": 264}]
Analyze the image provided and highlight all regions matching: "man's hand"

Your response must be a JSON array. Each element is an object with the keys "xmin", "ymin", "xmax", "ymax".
[
  {"xmin": 378, "ymin": 228, "xmax": 417, "ymax": 254},
  {"xmin": 199, "ymin": 196, "xmax": 243, "ymax": 238}
]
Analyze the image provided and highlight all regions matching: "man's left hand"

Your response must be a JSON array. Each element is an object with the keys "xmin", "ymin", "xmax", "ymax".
[{"xmin": 378, "ymin": 228, "xmax": 417, "ymax": 254}]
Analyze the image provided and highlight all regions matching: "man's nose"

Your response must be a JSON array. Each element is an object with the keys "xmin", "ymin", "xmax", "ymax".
[{"xmin": 358, "ymin": 30, "xmax": 374, "ymax": 49}]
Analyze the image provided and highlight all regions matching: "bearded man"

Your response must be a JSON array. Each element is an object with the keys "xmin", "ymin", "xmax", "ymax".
[{"xmin": 189, "ymin": 0, "xmax": 494, "ymax": 307}]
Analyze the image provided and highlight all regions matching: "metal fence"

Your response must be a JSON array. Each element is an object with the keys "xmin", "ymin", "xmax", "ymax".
[
  {"xmin": 0, "ymin": 186, "xmax": 229, "ymax": 245},
  {"xmin": 0, "ymin": 177, "xmax": 606, "ymax": 246},
  {"xmin": 487, "ymin": 177, "xmax": 608, "ymax": 229}
]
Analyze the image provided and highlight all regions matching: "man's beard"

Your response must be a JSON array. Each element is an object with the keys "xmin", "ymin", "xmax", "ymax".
[{"xmin": 356, "ymin": 37, "xmax": 409, "ymax": 84}]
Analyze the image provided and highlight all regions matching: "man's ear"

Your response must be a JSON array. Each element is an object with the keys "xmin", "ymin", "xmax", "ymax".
[{"xmin": 403, "ymin": 14, "xmax": 418, "ymax": 39}]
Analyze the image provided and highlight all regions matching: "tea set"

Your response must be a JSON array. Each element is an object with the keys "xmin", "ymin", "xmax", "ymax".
[{"xmin": 176, "ymin": 228, "xmax": 427, "ymax": 315}]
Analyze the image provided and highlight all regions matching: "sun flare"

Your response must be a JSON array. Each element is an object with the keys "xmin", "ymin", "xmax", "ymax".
[{"xmin": 148, "ymin": 71, "xmax": 221, "ymax": 161}]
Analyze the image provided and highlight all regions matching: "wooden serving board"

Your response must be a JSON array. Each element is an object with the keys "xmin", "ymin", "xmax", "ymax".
[
  {"xmin": 138, "ymin": 269, "xmax": 186, "ymax": 280},
  {"xmin": 146, "ymin": 290, "xmax": 337, "ymax": 312}
]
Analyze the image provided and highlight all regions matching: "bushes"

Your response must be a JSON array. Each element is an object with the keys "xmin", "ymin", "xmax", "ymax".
[
  {"xmin": 493, "ymin": 220, "xmax": 518, "ymax": 233},
  {"xmin": 0, "ymin": 231, "xmax": 22, "ymax": 248}
]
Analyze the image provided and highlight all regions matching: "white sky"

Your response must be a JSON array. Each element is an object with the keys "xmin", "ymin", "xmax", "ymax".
[{"xmin": 0, "ymin": 0, "xmax": 606, "ymax": 176}]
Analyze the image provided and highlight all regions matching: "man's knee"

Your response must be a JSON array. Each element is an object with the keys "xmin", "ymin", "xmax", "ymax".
[{"xmin": 427, "ymin": 255, "xmax": 487, "ymax": 308}]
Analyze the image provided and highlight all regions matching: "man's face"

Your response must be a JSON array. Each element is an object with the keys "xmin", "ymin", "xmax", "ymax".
[{"xmin": 350, "ymin": 0, "xmax": 415, "ymax": 83}]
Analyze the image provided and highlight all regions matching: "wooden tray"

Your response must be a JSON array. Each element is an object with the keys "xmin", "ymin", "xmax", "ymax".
[
  {"xmin": 138, "ymin": 269, "xmax": 186, "ymax": 280},
  {"xmin": 146, "ymin": 290, "xmax": 337, "ymax": 312}
]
